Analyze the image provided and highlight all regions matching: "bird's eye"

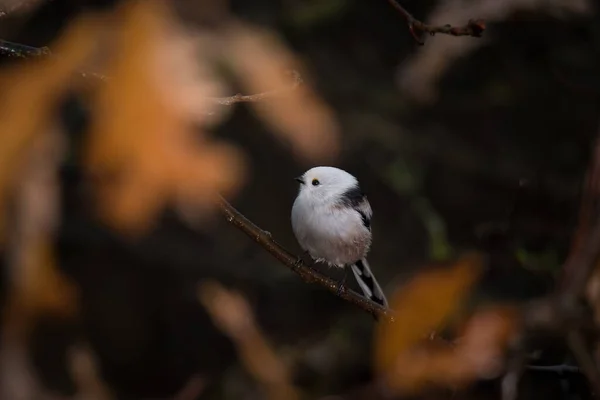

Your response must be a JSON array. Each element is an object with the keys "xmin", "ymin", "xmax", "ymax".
[{"xmin": 312, "ymin": 179, "xmax": 320, "ymax": 186}]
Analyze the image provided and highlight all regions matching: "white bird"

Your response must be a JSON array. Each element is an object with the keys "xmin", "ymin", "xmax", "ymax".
[{"xmin": 291, "ymin": 166, "xmax": 388, "ymax": 307}]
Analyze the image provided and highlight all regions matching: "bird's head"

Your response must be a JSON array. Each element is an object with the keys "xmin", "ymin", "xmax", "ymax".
[{"xmin": 295, "ymin": 166, "xmax": 358, "ymax": 205}]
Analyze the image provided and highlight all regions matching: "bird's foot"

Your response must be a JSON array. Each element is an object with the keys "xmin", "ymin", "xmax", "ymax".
[
  {"xmin": 292, "ymin": 256, "xmax": 303, "ymax": 271},
  {"xmin": 336, "ymin": 269, "xmax": 348, "ymax": 296}
]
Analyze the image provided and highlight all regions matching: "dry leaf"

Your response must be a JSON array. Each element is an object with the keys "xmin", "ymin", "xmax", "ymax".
[
  {"xmin": 3, "ymin": 138, "xmax": 78, "ymax": 336},
  {"xmin": 383, "ymin": 306, "xmax": 519, "ymax": 394},
  {"xmin": 383, "ymin": 339, "xmax": 469, "ymax": 393},
  {"xmin": 457, "ymin": 306, "xmax": 519, "ymax": 378},
  {"xmin": 0, "ymin": 15, "xmax": 91, "ymax": 336},
  {"xmin": 224, "ymin": 22, "xmax": 340, "ymax": 162},
  {"xmin": 68, "ymin": 343, "xmax": 114, "ymax": 400},
  {"xmin": 8, "ymin": 240, "xmax": 78, "ymax": 324},
  {"xmin": 374, "ymin": 253, "xmax": 484, "ymax": 376},
  {"xmin": 199, "ymin": 281, "xmax": 300, "ymax": 400},
  {"xmin": 84, "ymin": 0, "xmax": 244, "ymax": 234},
  {"xmin": 0, "ymin": 15, "xmax": 99, "ymax": 243}
]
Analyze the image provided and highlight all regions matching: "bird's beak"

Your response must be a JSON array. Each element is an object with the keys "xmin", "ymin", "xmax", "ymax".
[{"xmin": 295, "ymin": 176, "xmax": 304, "ymax": 184}]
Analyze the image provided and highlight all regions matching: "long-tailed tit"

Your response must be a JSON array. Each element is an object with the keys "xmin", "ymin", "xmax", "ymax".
[{"xmin": 291, "ymin": 166, "xmax": 388, "ymax": 307}]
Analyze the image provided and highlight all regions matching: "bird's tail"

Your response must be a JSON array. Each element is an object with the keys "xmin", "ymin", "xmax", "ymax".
[{"xmin": 350, "ymin": 258, "xmax": 388, "ymax": 308}]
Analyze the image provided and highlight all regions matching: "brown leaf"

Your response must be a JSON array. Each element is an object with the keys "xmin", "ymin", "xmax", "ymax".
[
  {"xmin": 380, "ymin": 305, "xmax": 519, "ymax": 394},
  {"xmin": 199, "ymin": 281, "xmax": 300, "ymax": 400},
  {"xmin": 0, "ymin": 15, "xmax": 99, "ymax": 243},
  {"xmin": 224, "ymin": 22, "xmax": 340, "ymax": 162},
  {"xmin": 20, "ymin": 240, "xmax": 78, "ymax": 318},
  {"xmin": 457, "ymin": 306, "xmax": 519, "ymax": 378},
  {"xmin": 4, "ymin": 239, "xmax": 79, "ymax": 342},
  {"xmin": 374, "ymin": 253, "xmax": 484, "ymax": 376},
  {"xmin": 84, "ymin": 0, "xmax": 244, "ymax": 234}
]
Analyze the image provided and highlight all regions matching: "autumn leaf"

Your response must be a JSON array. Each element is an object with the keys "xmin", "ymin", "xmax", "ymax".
[
  {"xmin": 223, "ymin": 22, "xmax": 340, "ymax": 162},
  {"xmin": 199, "ymin": 281, "xmax": 300, "ymax": 400},
  {"xmin": 0, "ymin": 12, "xmax": 98, "ymax": 343},
  {"xmin": 381, "ymin": 306, "xmax": 519, "ymax": 394},
  {"xmin": 13, "ymin": 240, "xmax": 78, "ymax": 319},
  {"xmin": 0, "ymin": 15, "xmax": 99, "ymax": 243},
  {"xmin": 374, "ymin": 252, "xmax": 484, "ymax": 376},
  {"xmin": 84, "ymin": 0, "xmax": 244, "ymax": 234}
]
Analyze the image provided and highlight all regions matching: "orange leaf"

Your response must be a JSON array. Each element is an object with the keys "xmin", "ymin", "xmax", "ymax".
[
  {"xmin": 224, "ymin": 23, "xmax": 340, "ymax": 162},
  {"xmin": 374, "ymin": 252, "xmax": 484, "ymax": 375},
  {"xmin": 84, "ymin": 0, "xmax": 244, "ymax": 234},
  {"xmin": 382, "ymin": 305, "xmax": 519, "ymax": 394},
  {"xmin": 0, "ymin": 16, "xmax": 99, "ymax": 243}
]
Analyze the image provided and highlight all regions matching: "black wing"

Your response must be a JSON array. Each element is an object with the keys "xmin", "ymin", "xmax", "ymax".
[{"xmin": 340, "ymin": 185, "xmax": 372, "ymax": 230}]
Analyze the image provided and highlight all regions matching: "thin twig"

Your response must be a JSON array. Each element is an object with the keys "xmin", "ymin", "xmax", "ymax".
[
  {"xmin": 0, "ymin": 38, "xmax": 392, "ymax": 319},
  {"xmin": 0, "ymin": 39, "xmax": 300, "ymax": 105},
  {"xmin": 217, "ymin": 196, "xmax": 395, "ymax": 321},
  {"xmin": 386, "ymin": 0, "xmax": 485, "ymax": 45},
  {"xmin": 526, "ymin": 364, "xmax": 580, "ymax": 373},
  {"xmin": 0, "ymin": 39, "xmax": 109, "ymax": 82},
  {"xmin": 207, "ymin": 70, "xmax": 303, "ymax": 105},
  {"xmin": 0, "ymin": 0, "xmax": 48, "ymax": 19},
  {"xmin": 0, "ymin": 39, "xmax": 50, "ymax": 58}
]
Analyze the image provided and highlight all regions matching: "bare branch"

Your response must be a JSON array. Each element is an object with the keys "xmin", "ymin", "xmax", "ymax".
[
  {"xmin": 386, "ymin": 0, "xmax": 485, "ymax": 45},
  {"xmin": 217, "ymin": 196, "xmax": 394, "ymax": 321},
  {"xmin": 0, "ymin": 38, "xmax": 392, "ymax": 319},
  {"xmin": 0, "ymin": 39, "xmax": 50, "ymax": 58},
  {"xmin": 207, "ymin": 70, "xmax": 303, "ymax": 105},
  {"xmin": 0, "ymin": 39, "xmax": 109, "ymax": 82},
  {"xmin": 0, "ymin": 0, "xmax": 48, "ymax": 19}
]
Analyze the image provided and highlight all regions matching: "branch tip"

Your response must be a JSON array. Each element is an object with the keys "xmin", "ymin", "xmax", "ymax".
[{"xmin": 386, "ymin": 0, "xmax": 485, "ymax": 44}]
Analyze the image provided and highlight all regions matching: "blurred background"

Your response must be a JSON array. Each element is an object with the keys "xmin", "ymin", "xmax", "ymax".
[{"xmin": 0, "ymin": 0, "xmax": 599, "ymax": 399}]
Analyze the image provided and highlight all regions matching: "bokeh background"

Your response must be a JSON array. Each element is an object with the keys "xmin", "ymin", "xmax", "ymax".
[{"xmin": 0, "ymin": 0, "xmax": 599, "ymax": 399}]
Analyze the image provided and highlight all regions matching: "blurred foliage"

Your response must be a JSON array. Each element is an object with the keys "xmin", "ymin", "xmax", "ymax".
[{"xmin": 0, "ymin": 0, "xmax": 598, "ymax": 399}]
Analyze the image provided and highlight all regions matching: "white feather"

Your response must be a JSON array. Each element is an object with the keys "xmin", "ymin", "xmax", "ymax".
[{"xmin": 291, "ymin": 166, "xmax": 388, "ymax": 307}]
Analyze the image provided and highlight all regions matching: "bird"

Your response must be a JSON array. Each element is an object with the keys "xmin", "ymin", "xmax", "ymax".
[{"xmin": 291, "ymin": 166, "xmax": 388, "ymax": 308}]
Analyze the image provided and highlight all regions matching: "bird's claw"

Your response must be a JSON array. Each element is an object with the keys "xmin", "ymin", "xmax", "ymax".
[
  {"xmin": 293, "ymin": 256, "xmax": 303, "ymax": 271},
  {"xmin": 336, "ymin": 271, "xmax": 348, "ymax": 296}
]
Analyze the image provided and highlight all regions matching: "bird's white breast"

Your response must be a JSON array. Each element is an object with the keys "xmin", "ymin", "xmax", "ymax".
[{"xmin": 291, "ymin": 196, "xmax": 371, "ymax": 267}]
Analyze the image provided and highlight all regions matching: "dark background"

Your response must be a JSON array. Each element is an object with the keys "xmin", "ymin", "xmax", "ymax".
[{"xmin": 1, "ymin": 0, "xmax": 599, "ymax": 398}]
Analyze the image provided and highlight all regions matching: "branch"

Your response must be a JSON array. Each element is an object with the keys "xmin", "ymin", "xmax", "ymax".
[
  {"xmin": 207, "ymin": 70, "xmax": 303, "ymax": 105},
  {"xmin": 0, "ymin": 0, "xmax": 49, "ymax": 19},
  {"xmin": 386, "ymin": 0, "xmax": 485, "ymax": 45},
  {"xmin": 0, "ymin": 39, "xmax": 300, "ymax": 105},
  {"xmin": 0, "ymin": 39, "xmax": 109, "ymax": 82},
  {"xmin": 217, "ymin": 196, "xmax": 394, "ymax": 321},
  {"xmin": 0, "ymin": 39, "xmax": 50, "ymax": 58},
  {"xmin": 0, "ymin": 38, "xmax": 394, "ymax": 320}
]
